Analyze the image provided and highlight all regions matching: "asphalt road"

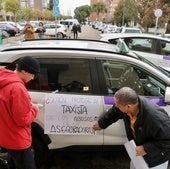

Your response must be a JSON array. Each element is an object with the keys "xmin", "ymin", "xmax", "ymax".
[{"xmin": 78, "ymin": 25, "xmax": 101, "ymax": 40}]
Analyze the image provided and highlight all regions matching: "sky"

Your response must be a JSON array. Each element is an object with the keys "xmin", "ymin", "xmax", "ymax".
[{"xmin": 58, "ymin": 0, "xmax": 91, "ymax": 16}]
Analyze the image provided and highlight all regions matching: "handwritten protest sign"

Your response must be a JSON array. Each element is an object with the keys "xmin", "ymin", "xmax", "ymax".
[{"xmin": 44, "ymin": 94, "xmax": 101, "ymax": 135}]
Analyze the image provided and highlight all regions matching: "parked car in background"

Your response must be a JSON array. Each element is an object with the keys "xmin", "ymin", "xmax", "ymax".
[
  {"xmin": 0, "ymin": 28, "xmax": 10, "ymax": 39},
  {"xmin": 102, "ymin": 25, "xmax": 117, "ymax": 33},
  {"xmin": 59, "ymin": 19, "xmax": 79, "ymax": 27},
  {"xmin": 0, "ymin": 21, "xmax": 21, "ymax": 34},
  {"xmin": 116, "ymin": 27, "xmax": 142, "ymax": 33},
  {"xmin": 44, "ymin": 23, "xmax": 67, "ymax": 38},
  {"xmin": 0, "ymin": 39, "xmax": 170, "ymax": 167},
  {"xmin": 1, "ymin": 30, "xmax": 10, "ymax": 39},
  {"xmin": 100, "ymin": 33, "xmax": 170, "ymax": 71},
  {"xmin": 0, "ymin": 23, "xmax": 17, "ymax": 36},
  {"xmin": 161, "ymin": 34, "xmax": 170, "ymax": 39}
]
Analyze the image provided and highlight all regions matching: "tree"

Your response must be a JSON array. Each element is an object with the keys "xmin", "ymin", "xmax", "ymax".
[
  {"xmin": 5, "ymin": 0, "xmax": 20, "ymax": 22},
  {"xmin": 91, "ymin": 2, "xmax": 107, "ymax": 21},
  {"xmin": 137, "ymin": 0, "xmax": 170, "ymax": 32},
  {"xmin": 113, "ymin": 0, "xmax": 139, "ymax": 26},
  {"xmin": 33, "ymin": 9, "xmax": 42, "ymax": 20},
  {"xmin": 140, "ymin": 0, "xmax": 155, "ymax": 30},
  {"xmin": 74, "ymin": 5, "xmax": 91, "ymax": 23},
  {"xmin": 0, "ymin": 0, "xmax": 3, "ymax": 10},
  {"xmin": 42, "ymin": 9, "xmax": 54, "ymax": 21},
  {"xmin": 20, "ymin": 8, "xmax": 34, "ymax": 21},
  {"xmin": 48, "ymin": 0, "xmax": 53, "ymax": 11},
  {"xmin": 160, "ymin": 0, "xmax": 170, "ymax": 33},
  {"xmin": 165, "ymin": 19, "xmax": 170, "ymax": 33}
]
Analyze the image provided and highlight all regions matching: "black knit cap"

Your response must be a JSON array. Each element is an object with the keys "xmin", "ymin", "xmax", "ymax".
[{"xmin": 17, "ymin": 56, "xmax": 40, "ymax": 75}]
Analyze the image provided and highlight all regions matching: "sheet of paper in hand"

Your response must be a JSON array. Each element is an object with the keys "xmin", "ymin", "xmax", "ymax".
[{"xmin": 124, "ymin": 140, "xmax": 149, "ymax": 169}]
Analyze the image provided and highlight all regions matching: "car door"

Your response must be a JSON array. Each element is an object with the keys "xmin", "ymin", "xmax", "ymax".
[
  {"xmin": 109, "ymin": 37, "xmax": 170, "ymax": 71},
  {"xmin": 44, "ymin": 24, "xmax": 55, "ymax": 36},
  {"xmin": 123, "ymin": 37, "xmax": 170, "ymax": 71},
  {"xmin": 96, "ymin": 59, "xmax": 170, "ymax": 145},
  {"xmin": 26, "ymin": 57, "xmax": 105, "ymax": 149}
]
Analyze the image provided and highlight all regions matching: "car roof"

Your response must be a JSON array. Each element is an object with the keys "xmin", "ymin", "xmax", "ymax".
[
  {"xmin": 100, "ymin": 33, "xmax": 170, "ymax": 41},
  {"xmin": 0, "ymin": 39, "xmax": 126, "ymax": 53},
  {"xmin": 121, "ymin": 27, "xmax": 141, "ymax": 30},
  {"xmin": 0, "ymin": 39, "xmax": 143, "ymax": 63},
  {"xmin": 1, "ymin": 39, "xmax": 170, "ymax": 83}
]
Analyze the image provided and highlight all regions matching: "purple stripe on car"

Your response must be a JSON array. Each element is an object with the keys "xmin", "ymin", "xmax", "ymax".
[
  {"xmin": 104, "ymin": 96, "xmax": 165, "ymax": 106},
  {"xmin": 147, "ymin": 97, "xmax": 165, "ymax": 106},
  {"xmin": 163, "ymin": 55, "xmax": 170, "ymax": 60},
  {"xmin": 104, "ymin": 96, "xmax": 114, "ymax": 105}
]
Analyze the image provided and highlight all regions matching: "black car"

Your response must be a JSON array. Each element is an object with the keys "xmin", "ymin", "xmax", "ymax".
[{"xmin": 0, "ymin": 23, "xmax": 17, "ymax": 36}]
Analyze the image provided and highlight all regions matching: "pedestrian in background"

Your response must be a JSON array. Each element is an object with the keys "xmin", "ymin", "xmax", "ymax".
[
  {"xmin": 77, "ymin": 24, "xmax": 81, "ymax": 33},
  {"xmin": 0, "ymin": 56, "xmax": 40, "ymax": 169},
  {"xmin": 66, "ymin": 24, "xmax": 72, "ymax": 39},
  {"xmin": 36, "ymin": 22, "xmax": 46, "ymax": 39},
  {"xmin": 72, "ymin": 23, "xmax": 78, "ymax": 39},
  {"xmin": 23, "ymin": 21, "xmax": 35, "ymax": 40},
  {"xmin": 93, "ymin": 87, "xmax": 170, "ymax": 169}
]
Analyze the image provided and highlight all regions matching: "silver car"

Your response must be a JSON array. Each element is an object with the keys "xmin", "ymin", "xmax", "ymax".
[
  {"xmin": 0, "ymin": 39, "xmax": 170, "ymax": 166},
  {"xmin": 100, "ymin": 33, "xmax": 170, "ymax": 71}
]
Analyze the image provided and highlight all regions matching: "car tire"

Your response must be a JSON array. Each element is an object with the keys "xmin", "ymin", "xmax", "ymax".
[
  {"xmin": 32, "ymin": 135, "xmax": 50, "ymax": 169},
  {"xmin": 57, "ymin": 32, "xmax": 63, "ymax": 39}
]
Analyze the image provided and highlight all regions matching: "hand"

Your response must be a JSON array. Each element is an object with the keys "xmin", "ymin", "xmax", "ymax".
[
  {"xmin": 135, "ymin": 145, "xmax": 147, "ymax": 156},
  {"xmin": 31, "ymin": 103, "xmax": 43, "ymax": 111},
  {"xmin": 93, "ymin": 122, "xmax": 102, "ymax": 131}
]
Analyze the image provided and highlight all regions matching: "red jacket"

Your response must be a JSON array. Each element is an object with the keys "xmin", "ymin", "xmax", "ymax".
[{"xmin": 0, "ymin": 68, "xmax": 38, "ymax": 149}]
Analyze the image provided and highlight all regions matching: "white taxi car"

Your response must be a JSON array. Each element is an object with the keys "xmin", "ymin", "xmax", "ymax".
[
  {"xmin": 44, "ymin": 23, "xmax": 67, "ymax": 38},
  {"xmin": 0, "ymin": 39, "xmax": 170, "ymax": 167},
  {"xmin": 100, "ymin": 33, "xmax": 170, "ymax": 71}
]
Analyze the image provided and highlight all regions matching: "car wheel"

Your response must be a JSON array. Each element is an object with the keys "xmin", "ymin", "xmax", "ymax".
[
  {"xmin": 57, "ymin": 32, "xmax": 63, "ymax": 39},
  {"xmin": 32, "ymin": 135, "xmax": 50, "ymax": 169}
]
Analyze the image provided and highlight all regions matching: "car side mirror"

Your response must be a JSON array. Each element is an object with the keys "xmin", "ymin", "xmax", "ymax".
[{"xmin": 116, "ymin": 38, "xmax": 129, "ymax": 54}]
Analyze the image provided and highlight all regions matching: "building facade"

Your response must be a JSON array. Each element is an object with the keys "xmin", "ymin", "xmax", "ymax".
[{"xmin": 20, "ymin": 0, "xmax": 48, "ymax": 11}]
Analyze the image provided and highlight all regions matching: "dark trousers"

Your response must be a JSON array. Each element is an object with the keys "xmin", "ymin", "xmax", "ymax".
[
  {"xmin": 7, "ymin": 147, "xmax": 36, "ymax": 169},
  {"xmin": 73, "ymin": 32, "xmax": 78, "ymax": 39}
]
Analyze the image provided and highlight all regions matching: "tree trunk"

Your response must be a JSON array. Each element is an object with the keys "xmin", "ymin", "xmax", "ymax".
[{"xmin": 165, "ymin": 19, "xmax": 170, "ymax": 33}]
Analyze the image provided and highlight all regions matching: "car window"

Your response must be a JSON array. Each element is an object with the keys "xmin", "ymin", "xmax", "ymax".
[
  {"xmin": 44, "ymin": 24, "xmax": 50, "ymax": 29},
  {"xmin": 57, "ymin": 25, "xmax": 61, "ymax": 29},
  {"xmin": 160, "ymin": 40, "xmax": 170, "ymax": 55},
  {"xmin": 26, "ymin": 58, "xmax": 92, "ymax": 94},
  {"xmin": 50, "ymin": 24, "xmax": 55, "ymax": 28},
  {"xmin": 102, "ymin": 60, "xmax": 166, "ymax": 96},
  {"xmin": 123, "ymin": 38, "xmax": 154, "ymax": 53},
  {"xmin": 124, "ymin": 29, "xmax": 141, "ymax": 33},
  {"xmin": 44, "ymin": 24, "xmax": 55, "ymax": 29}
]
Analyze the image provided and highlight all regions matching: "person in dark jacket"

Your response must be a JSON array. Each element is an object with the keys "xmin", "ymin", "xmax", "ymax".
[
  {"xmin": 36, "ymin": 22, "xmax": 46, "ymax": 39},
  {"xmin": 72, "ymin": 23, "xmax": 78, "ymax": 39},
  {"xmin": 93, "ymin": 87, "xmax": 170, "ymax": 169},
  {"xmin": 0, "ymin": 56, "xmax": 40, "ymax": 169}
]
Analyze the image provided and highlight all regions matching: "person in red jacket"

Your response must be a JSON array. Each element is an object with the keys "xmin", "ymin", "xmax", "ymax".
[{"xmin": 0, "ymin": 56, "xmax": 40, "ymax": 169}]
